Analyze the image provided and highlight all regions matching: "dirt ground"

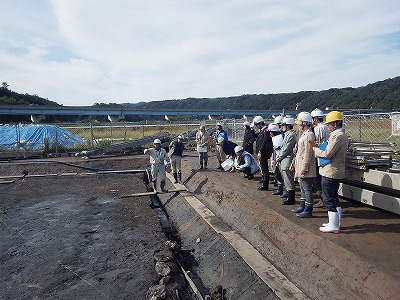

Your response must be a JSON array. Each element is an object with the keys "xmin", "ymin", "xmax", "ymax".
[
  {"xmin": 0, "ymin": 157, "xmax": 171, "ymax": 300},
  {"xmin": 2, "ymin": 152, "xmax": 399, "ymax": 299}
]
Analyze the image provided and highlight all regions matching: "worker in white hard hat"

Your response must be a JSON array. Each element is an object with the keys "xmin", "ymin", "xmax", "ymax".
[
  {"xmin": 253, "ymin": 116, "xmax": 273, "ymax": 190},
  {"xmin": 292, "ymin": 112, "xmax": 316, "ymax": 218},
  {"xmin": 277, "ymin": 116, "xmax": 297, "ymax": 205},
  {"xmin": 144, "ymin": 139, "xmax": 168, "ymax": 192},
  {"xmin": 274, "ymin": 115, "xmax": 284, "ymax": 126},
  {"xmin": 310, "ymin": 111, "xmax": 349, "ymax": 233},
  {"xmin": 213, "ymin": 122, "xmax": 229, "ymax": 169},
  {"xmin": 242, "ymin": 120, "xmax": 257, "ymax": 154},
  {"xmin": 310, "ymin": 108, "xmax": 330, "ymax": 207},
  {"xmin": 268, "ymin": 123, "xmax": 285, "ymax": 196},
  {"xmin": 234, "ymin": 145, "xmax": 259, "ymax": 180},
  {"xmin": 168, "ymin": 135, "xmax": 184, "ymax": 183},
  {"xmin": 196, "ymin": 124, "xmax": 209, "ymax": 169}
]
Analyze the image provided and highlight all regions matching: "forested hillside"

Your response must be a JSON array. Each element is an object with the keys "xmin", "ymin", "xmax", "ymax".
[
  {"xmin": 0, "ymin": 82, "xmax": 59, "ymax": 106},
  {"xmin": 124, "ymin": 76, "xmax": 400, "ymax": 111},
  {"xmin": 1, "ymin": 76, "xmax": 399, "ymax": 111}
]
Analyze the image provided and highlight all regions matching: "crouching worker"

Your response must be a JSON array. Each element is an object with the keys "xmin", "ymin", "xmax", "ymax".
[
  {"xmin": 234, "ymin": 145, "xmax": 259, "ymax": 180},
  {"xmin": 144, "ymin": 139, "xmax": 168, "ymax": 192}
]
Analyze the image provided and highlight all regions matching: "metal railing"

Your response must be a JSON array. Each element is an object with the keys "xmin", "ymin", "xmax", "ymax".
[{"xmin": 343, "ymin": 113, "xmax": 400, "ymax": 155}]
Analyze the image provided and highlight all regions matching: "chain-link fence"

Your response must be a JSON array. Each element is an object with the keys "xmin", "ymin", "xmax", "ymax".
[
  {"xmin": 2, "ymin": 113, "xmax": 398, "ymax": 158},
  {"xmin": 0, "ymin": 120, "xmax": 248, "ymax": 155},
  {"xmin": 343, "ymin": 113, "xmax": 400, "ymax": 154}
]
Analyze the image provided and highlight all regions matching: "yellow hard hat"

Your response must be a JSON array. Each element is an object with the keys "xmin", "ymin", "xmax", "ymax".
[{"xmin": 325, "ymin": 111, "xmax": 343, "ymax": 124}]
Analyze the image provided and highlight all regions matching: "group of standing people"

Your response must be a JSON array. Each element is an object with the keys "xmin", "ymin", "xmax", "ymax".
[
  {"xmin": 192, "ymin": 109, "xmax": 348, "ymax": 233},
  {"xmin": 144, "ymin": 109, "xmax": 348, "ymax": 233},
  {"xmin": 268, "ymin": 109, "xmax": 348, "ymax": 233}
]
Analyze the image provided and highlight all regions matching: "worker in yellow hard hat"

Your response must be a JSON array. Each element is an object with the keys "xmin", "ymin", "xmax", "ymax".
[{"xmin": 310, "ymin": 111, "xmax": 349, "ymax": 233}]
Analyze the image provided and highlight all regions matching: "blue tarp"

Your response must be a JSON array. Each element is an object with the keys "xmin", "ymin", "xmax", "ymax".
[{"xmin": 0, "ymin": 124, "xmax": 85, "ymax": 150}]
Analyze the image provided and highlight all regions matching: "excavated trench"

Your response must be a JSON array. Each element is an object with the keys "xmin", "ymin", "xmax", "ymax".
[{"xmin": 0, "ymin": 156, "xmax": 279, "ymax": 300}]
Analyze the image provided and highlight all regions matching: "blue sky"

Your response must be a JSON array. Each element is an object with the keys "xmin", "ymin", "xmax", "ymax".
[{"xmin": 1, "ymin": 0, "xmax": 399, "ymax": 106}]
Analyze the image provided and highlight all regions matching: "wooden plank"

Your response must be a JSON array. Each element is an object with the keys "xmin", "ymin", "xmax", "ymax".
[
  {"xmin": 339, "ymin": 183, "xmax": 400, "ymax": 215},
  {"xmin": 121, "ymin": 188, "xmax": 187, "ymax": 198},
  {"xmin": 121, "ymin": 191, "xmax": 157, "ymax": 197},
  {"xmin": 0, "ymin": 180, "xmax": 14, "ymax": 184},
  {"xmin": 345, "ymin": 168, "xmax": 400, "ymax": 190},
  {"xmin": 182, "ymin": 194, "xmax": 308, "ymax": 299}
]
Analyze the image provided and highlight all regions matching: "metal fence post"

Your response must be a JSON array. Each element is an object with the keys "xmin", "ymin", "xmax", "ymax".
[
  {"xmin": 90, "ymin": 122, "xmax": 94, "ymax": 149},
  {"xmin": 55, "ymin": 125, "xmax": 59, "ymax": 156}
]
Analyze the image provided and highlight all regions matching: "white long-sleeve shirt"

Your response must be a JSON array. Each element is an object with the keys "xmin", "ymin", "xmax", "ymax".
[
  {"xmin": 314, "ymin": 123, "xmax": 330, "ymax": 144},
  {"xmin": 144, "ymin": 147, "xmax": 167, "ymax": 165}
]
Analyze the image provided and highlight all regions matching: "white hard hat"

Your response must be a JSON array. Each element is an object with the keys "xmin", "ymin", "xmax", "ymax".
[
  {"xmin": 274, "ymin": 115, "xmax": 283, "ymax": 124},
  {"xmin": 153, "ymin": 139, "xmax": 161, "ymax": 144},
  {"xmin": 243, "ymin": 121, "xmax": 250, "ymax": 127},
  {"xmin": 217, "ymin": 136, "xmax": 225, "ymax": 143},
  {"xmin": 253, "ymin": 116, "xmax": 264, "ymax": 124},
  {"xmin": 311, "ymin": 108, "xmax": 324, "ymax": 118},
  {"xmin": 234, "ymin": 145, "xmax": 243, "ymax": 153},
  {"xmin": 216, "ymin": 122, "xmax": 224, "ymax": 128},
  {"xmin": 177, "ymin": 135, "xmax": 184, "ymax": 140},
  {"xmin": 296, "ymin": 112, "xmax": 312, "ymax": 124},
  {"xmin": 268, "ymin": 123, "xmax": 280, "ymax": 132},
  {"xmin": 282, "ymin": 116, "xmax": 295, "ymax": 125}
]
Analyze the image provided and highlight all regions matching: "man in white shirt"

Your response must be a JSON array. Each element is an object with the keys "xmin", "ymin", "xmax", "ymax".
[
  {"xmin": 144, "ymin": 139, "xmax": 168, "ymax": 192},
  {"xmin": 311, "ymin": 108, "xmax": 330, "ymax": 206}
]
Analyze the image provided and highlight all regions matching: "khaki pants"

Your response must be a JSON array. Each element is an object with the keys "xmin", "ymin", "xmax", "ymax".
[
  {"xmin": 170, "ymin": 155, "xmax": 182, "ymax": 173},
  {"xmin": 216, "ymin": 144, "xmax": 226, "ymax": 163},
  {"xmin": 281, "ymin": 168, "xmax": 295, "ymax": 191}
]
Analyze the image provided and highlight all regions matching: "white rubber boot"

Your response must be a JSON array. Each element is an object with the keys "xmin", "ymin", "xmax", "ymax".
[
  {"xmin": 319, "ymin": 211, "xmax": 340, "ymax": 233},
  {"xmin": 322, "ymin": 207, "xmax": 341, "ymax": 227}
]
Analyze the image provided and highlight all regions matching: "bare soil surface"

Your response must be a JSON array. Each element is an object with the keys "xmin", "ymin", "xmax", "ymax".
[
  {"xmin": 0, "ymin": 157, "xmax": 169, "ymax": 300},
  {"xmin": 179, "ymin": 152, "xmax": 400, "ymax": 299}
]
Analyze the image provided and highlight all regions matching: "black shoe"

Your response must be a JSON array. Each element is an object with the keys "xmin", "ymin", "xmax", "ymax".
[
  {"xmin": 247, "ymin": 174, "xmax": 254, "ymax": 180},
  {"xmin": 243, "ymin": 174, "xmax": 249, "ymax": 178},
  {"xmin": 258, "ymin": 185, "xmax": 269, "ymax": 191},
  {"xmin": 282, "ymin": 190, "xmax": 295, "ymax": 205},
  {"xmin": 279, "ymin": 191, "xmax": 289, "ymax": 198},
  {"xmin": 282, "ymin": 198, "xmax": 295, "ymax": 205},
  {"xmin": 272, "ymin": 190, "xmax": 283, "ymax": 195}
]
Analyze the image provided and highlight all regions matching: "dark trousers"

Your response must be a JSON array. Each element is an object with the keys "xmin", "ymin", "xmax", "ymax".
[
  {"xmin": 274, "ymin": 165, "xmax": 283, "ymax": 185},
  {"xmin": 313, "ymin": 159, "xmax": 322, "ymax": 191},
  {"xmin": 241, "ymin": 166, "xmax": 252, "ymax": 176},
  {"xmin": 199, "ymin": 152, "xmax": 208, "ymax": 164},
  {"xmin": 259, "ymin": 157, "xmax": 269, "ymax": 185},
  {"xmin": 321, "ymin": 176, "xmax": 340, "ymax": 211}
]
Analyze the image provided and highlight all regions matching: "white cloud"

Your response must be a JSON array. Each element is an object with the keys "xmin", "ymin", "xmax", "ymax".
[{"xmin": 0, "ymin": 0, "xmax": 399, "ymax": 105}]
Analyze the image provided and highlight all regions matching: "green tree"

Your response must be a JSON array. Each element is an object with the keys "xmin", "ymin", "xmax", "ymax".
[{"xmin": 1, "ymin": 82, "xmax": 9, "ymax": 90}]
